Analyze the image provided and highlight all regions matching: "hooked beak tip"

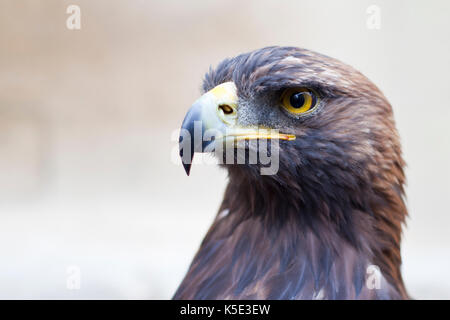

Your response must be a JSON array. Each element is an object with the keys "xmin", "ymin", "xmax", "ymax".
[
  {"xmin": 179, "ymin": 144, "xmax": 194, "ymax": 176},
  {"xmin": 182, "ymin": 163, "xmax": 192, "ymax": 176}
]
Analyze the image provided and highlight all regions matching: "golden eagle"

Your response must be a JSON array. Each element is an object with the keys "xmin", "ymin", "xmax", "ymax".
[{"xmin": 175, "ymin": 46, "xmax": 408, "ymax": 299}]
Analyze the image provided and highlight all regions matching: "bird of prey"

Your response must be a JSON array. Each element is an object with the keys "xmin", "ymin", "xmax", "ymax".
[{"xmin": 175, "ymin": 46, "xmax": 408, "ymax": 300}]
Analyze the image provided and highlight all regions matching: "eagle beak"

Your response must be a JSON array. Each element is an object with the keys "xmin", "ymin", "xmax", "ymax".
[{"xmin": 179, "ymin": 82, "xmax": 295, "ymax": 175}]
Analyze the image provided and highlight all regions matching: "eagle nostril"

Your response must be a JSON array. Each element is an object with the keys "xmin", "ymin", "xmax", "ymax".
[{"xmin": 219, "ymin": 104, "xmax": 234, "ymax": 115}]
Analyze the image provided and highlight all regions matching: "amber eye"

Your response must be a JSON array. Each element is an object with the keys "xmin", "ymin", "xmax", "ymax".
[{"xmin": 281, "ymin": 88, "xmax": 319, "ymax": 115}]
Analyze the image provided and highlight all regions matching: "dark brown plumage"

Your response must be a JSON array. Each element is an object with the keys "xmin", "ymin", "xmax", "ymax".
[{"xmin": 175, "ymin": 46, "xmax": 408, "ymax": 299}]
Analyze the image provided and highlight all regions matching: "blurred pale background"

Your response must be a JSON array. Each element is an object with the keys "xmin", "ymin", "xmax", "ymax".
[{"xmin": 0, "ymin": 0, "xmax": 449, "ymax": 299}]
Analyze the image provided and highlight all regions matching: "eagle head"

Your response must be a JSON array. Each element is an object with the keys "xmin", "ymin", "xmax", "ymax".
[{"xmin": 176, "ymin": 46, "xmax": 408, "ymax": 300}]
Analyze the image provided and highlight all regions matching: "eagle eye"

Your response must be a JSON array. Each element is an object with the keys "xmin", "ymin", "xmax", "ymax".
[{"xmin": 281, "ymin": 88, "xmax": 318, "ymax": 115}]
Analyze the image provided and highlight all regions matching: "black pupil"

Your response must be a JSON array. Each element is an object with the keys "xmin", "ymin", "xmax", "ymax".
[{"xmin": 290, "ymin": 92, "xmax": 306, "ymax": 109}]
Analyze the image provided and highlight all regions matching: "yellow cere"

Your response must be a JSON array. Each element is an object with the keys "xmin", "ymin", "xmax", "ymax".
[{"xmin": 209, "ymin": 82, "xmax": 238, "ymax": 107}]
